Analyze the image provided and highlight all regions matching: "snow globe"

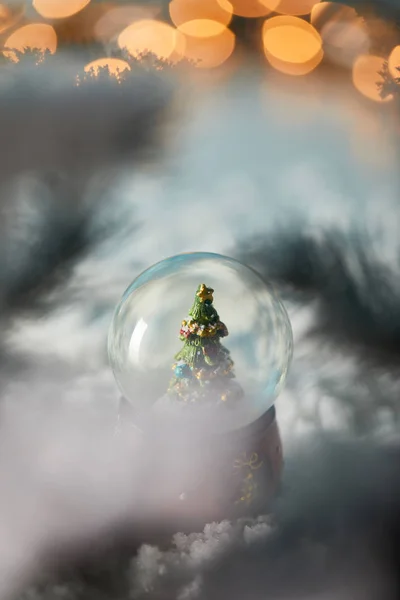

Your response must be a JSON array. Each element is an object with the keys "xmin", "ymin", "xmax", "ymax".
[{"xmin": 108, "ymin": 252, "xmax": 293, "ymax": 518}]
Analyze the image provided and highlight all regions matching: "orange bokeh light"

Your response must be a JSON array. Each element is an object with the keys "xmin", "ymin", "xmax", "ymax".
[
  {"xmin": 181, "ymin": 21, "xmax": 235, "ymax": 68},
  {"xmin": 352, "ymin": 55, "xmax": 392, "ymax": 103},
  {"xmin": 33, "ymin": 0, "xmax": 91, "ymax": 19},
  {"xmin": 94, "ymin": 5, "xmax": 160, "ymax": 42},
  {"xmin": 222, "ymin": 0, "xmax": 277, "ymax": 18},
  {"xmin": 311, "ymin": 1, "xmax": 368, "ymax": 68},
  {"xmin": 178, "ymin": 19, "xmax": 227, "ymax": 37},
  {"xmin": 0, "ymin": 3, "xmax": 23, "ymax": 33},
  {"xmin": 4, "ymin": 23, "xmax": 57, "ymax": 61},
  {"xmin": 310, "ymin": 1, "xmax": 358, "ymax": 28},
  {"xmin": 118, "ymin": 19, "xmax": 185, "ymax": 61},
  {"xmin": 170, "ymin": 0, "xmax": 232, "ymax": 29},
  {"xmin": 84, "ymin": 57, "xmax": 130, "ymax": 77},
  {"xmin": 262, "ymin": 16, "xmax": 322, "ymax": 75},
  {"xmin": 0, "ymin": 6, "xmax": 9, "ymax": 33},
  {"xmin": 265, "ymin": 0, "xmax": 318, "ymax": 16},
  {"xmin": 388, "ymin": 45, "xmax": 400, "ymax": 80},
  {"xmin": 265, "ymin": 48, "xmax": 323, "ymax": 76}
]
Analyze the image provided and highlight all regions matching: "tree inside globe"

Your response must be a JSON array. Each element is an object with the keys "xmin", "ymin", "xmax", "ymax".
[
  {"xmin": 108, "ymin": 252, "xmax": 293, "ymax": 433},
  {"xmin": 167, "ymin": 283, "xmax": 244, "ymax": 407}
]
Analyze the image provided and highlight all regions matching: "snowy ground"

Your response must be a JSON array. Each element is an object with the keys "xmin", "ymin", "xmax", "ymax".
[{"xmin": 1, "ymin": 59, "xmax": 400, "ymax": 599}]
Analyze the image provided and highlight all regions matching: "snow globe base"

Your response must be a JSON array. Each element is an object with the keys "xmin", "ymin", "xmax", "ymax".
[{"xmin": 118, "ymin": 398, "xmax": 282, "ymax": 523}]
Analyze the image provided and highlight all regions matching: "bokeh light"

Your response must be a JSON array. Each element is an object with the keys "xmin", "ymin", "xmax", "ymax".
[
  {"xmin": 366, "ymin": 16, "xmax": 398, "ymax": 53},
  {"xmin": 170, "ymin": 0, "xmax": 232, "ymax": 30},
  {"xmin": 262, "ymin": 16, "xmax": 323, "ymax": 76},
  {"xmin": 179, "ymin": 19, "xmax": 227, "ymax": 37},
  {"xmin": 4, "ymin": 23, "xmax": 57, "ymax": 61},
  {"xmin": 388, "ymin": 45, "xmax": 400, "ymax": 81},
  {"xmin": 0, "ymin": 5, "xmax": 10, "ymax": 33},
  {"xmin": 266, "ymin": 0, "xmax": 319, "ymax": 16},
  {"xmin": 222, "ymin": 0, "xmax": 277, "ymax": 18},
  {"xmin": 352, "ymin": 54, "xmax": 392, "ymax": 103},
  {"xmin": 33, "ymin": 0, "xmax": 90, "ymax": 19},
  {"xmin": 265, "ymin": 48, "xmax": 323, "ymax": 76},
  {"xmin": 94, "ymin": 5, "xmax": 160, "ymax": 43},
  {"xmin": 0, "ymin": 3, "xmax": 24, "ymax": 34},
  {"xmin": 84, "ymin": 57, "xmax": 130, "ymax": 77},
  {"xmin": 118, "ymin": 19, "xmax": 185, "ymax": 61},
  {"xmin": 310, "ymin": 1, "xmax": 357, "ymax": 28},
  {"xmin": 311, "ymin": 2, "xmax": 369, "ymax": 68},
  {"xmin": 181, "ymin": 21, "xmax": 235, "ymax": 68}
]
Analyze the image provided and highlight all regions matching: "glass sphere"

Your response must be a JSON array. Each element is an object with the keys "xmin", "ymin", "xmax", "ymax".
[{"xmin": 108, "ymin": 252, "xmax": 293, "ymax": 433}]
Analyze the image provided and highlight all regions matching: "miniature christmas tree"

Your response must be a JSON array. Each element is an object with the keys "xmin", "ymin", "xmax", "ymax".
[{"xmin": 167, "ymin": 284, "xmax": 244, "ymax": 406}]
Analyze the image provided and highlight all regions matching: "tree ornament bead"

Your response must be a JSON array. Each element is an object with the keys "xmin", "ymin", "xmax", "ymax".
[{"xmin": 174, "ymin": 363, "xmax": 192, "ymax": 379}]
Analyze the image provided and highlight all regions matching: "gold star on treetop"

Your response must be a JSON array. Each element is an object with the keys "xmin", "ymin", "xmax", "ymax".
[{"xmin": 196, "ymin": 283, "xmax": 214, "ymax": 303}]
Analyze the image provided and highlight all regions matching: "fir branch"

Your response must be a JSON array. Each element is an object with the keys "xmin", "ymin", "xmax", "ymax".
[{"xmin": 377, "ymin": 60, "xmax": 400, "ymax": 100}]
